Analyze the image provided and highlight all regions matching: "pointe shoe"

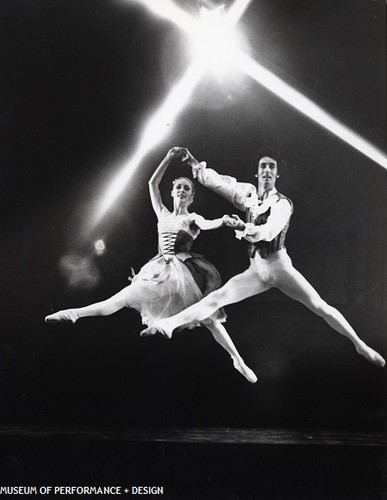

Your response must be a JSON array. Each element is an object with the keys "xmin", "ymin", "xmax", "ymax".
[
  {"xmin": 140, "ymin": 325, "xmax": 171, "ymax": 339},
  {"xmin": 45, "ymin": 309, "xmax": 78, "ymax": 324},
  {"xmin": 233, "ymin": 358, "xmax": 258, "ymax": 384}
]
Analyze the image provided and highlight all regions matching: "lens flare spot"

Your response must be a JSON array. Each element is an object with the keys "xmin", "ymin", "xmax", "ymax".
[
  {"xmin": 94, "ymin": 239, "xmax": 106, "ymax": 255},
  {"xmin": 59, "ymin": 253, "xmax": 100, "ymax": 289}
]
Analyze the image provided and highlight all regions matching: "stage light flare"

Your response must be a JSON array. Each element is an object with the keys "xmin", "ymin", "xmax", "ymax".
[
  {"xmin": 130, "ymin": 0, "xmax": 252, "ymax": 34},
  {"xmin": 129, "ymin": 0, "xmax": 199, "ymax": 34},
  {"xmin": 126, "ymin": 0, "xmax": 386, "ymax": 169},
  {"xmin": 92, "ymin": 0, "xmax": 386, "ymax": 230},
  {"xmin": 94, "ymin": 60, "xmax": 205, "ymax": 222},
  {"xmin": 189, "ymin": 5, "xmax": 244, "ymax": 74},
  {"xmin": 235, "ymin": 51, "xmax": 387, "ymax": 169}
]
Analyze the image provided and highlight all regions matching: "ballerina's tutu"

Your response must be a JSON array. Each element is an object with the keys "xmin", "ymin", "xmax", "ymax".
[{"xmin": 124, "ymin": 209, "xmax": 226, "ymax": 328}]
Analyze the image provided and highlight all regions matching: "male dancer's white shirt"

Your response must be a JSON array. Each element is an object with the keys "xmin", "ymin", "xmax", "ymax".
[{"xmin": 192, "ymin": 162, "xmax": 292, "ymax": 245}]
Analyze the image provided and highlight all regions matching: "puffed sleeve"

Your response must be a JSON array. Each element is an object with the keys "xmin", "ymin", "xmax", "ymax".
[
  {"xmin": 192, "ymin": 162, "xmax": 256, "ymax": 211},
  {"xmin": 235, "ymin": 198, "xmax": 292, "ymax": 243}
]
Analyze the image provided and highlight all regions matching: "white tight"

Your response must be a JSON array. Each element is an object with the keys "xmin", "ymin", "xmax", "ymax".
[
  {"xmin": 55, "ymin": 283, "xmax": 248, "ymax": 366},
  {"xmin": 75, "ymin": 283, "xmax": 141, "ymax": 318},
  {"xmin": 157, "ymin": 250, "xmax": 368, "ymax": 351}
]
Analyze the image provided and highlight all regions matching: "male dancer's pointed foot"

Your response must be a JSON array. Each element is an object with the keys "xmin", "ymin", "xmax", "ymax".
[
  {"xmin": 45, "ymin": 309, "xmax": 78, "ymax": 324},
  {"xmin": 356, "ymin": 343, "xmax": 385, "ymax": 368},
  {"xmin": 140, "ymin": 324, "xmax": 172, "ymax": 339},
  {"xmin": 233, "ymin": 358, "xmax": 258, "ymax": 384}
]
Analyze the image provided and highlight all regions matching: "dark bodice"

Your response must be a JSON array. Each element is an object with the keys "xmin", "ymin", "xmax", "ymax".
[
  {"xmin": 157, "ymin": 211, "xmax": 200, "ymax": 257},
  {"xmin": 159, "ymin": 230, "xmax": 195, "ymax": 255},
  {"xmin": 247, "ymin": 192, "xmax": 293, "ymax": 258}
]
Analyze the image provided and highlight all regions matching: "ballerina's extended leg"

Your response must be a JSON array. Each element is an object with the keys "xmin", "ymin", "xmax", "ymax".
[
  {"xmin": 45, "ymin": 284, "xmax": 136, "ymax": 325},
  {"xmin": 141, "ymin": 319, "xmax": 257, "ymax": 383}
]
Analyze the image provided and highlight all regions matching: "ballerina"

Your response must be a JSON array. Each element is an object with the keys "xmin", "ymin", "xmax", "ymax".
[
  {"xmin": 45, "ymin": 147, "xmax": 257, "ymax": 384},
  {"xmin": 141, "ymin": 148, "xmax": 385, "ymax": 370}
]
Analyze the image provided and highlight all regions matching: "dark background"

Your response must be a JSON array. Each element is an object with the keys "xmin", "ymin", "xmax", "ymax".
[{"xmin": 1, "ymin": 0, "xmax": 386, "ymax": 437}]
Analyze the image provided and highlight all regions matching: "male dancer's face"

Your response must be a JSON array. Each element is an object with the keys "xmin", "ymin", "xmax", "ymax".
[{"xmin": 257, "ymin": 156, "xmax": 278, "ymax": 193}]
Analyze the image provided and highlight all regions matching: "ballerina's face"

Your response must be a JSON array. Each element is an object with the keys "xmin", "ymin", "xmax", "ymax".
[{"xmin": 171, "ymin": 178, "xmax": 195, "ymax": 206}]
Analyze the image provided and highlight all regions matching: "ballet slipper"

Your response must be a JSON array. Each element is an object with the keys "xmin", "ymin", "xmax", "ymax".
[
  {"xmin": 355, "ymin": 343, "xmax": 385, "ymax": 368},
  {"xmin": 232, "ymin": 358, "xmax": 258, "ymax": 384},
  {"xmin": 140, "ymin": 325, "xmax": 172, "ymax": 339},
  {"xmin": 45, "ymin": 309, "xmax": 78, "ymax": 324}
]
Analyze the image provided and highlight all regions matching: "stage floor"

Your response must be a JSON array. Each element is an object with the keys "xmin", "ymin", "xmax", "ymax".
[
  {"xmin": 0, "ymin": 426, "xmax": 386, "ymax": 499},
  {"xmin": 0, "ymin": 425, "xmax": 386, "ymax": 446}
]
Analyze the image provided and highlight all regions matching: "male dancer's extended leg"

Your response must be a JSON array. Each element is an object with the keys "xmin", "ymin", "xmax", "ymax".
[
  {"xmin": 205, "ymin": 320, "xmax": 257, "ymax": 383},
  {"xmin": 45, "ymin": 284, "xmax": 137, "ymax": 323},
  {"xmin": 141, "ymin": 268, "xmax": 268, "ymax": 339},
  {"xmin": 275, "ymin": 265, "xmax": 385, "ymax": 367}
]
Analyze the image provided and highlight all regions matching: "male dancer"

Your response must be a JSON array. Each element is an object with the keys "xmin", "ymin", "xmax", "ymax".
[{"xmin": 141, "ymin": 148, "xmax": 385, "ymax": 369}]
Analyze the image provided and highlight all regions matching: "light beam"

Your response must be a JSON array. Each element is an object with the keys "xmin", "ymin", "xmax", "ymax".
[
  {"xmin": 93, "ymin": 60, "xmax": 205, "ymax": 223},
  {"xmin": 225, "ymin": 0, "xmax": 254, "ymax": 27},
  {"xmin": 235, "ymin": 51, "xmax": 387, "ymax": 169}
]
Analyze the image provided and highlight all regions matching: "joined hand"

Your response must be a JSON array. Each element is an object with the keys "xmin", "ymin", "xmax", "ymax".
[{"xmin": 223, "ymin": 214, "xmax": 246, "ymax": 231}]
